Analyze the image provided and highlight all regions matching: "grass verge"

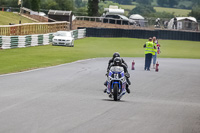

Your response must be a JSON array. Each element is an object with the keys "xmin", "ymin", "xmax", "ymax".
[{"xmin": 0, "ymin": 37, "xmax": 200, "ymax": 75}]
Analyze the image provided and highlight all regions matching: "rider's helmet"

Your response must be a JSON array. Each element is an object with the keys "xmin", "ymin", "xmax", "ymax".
[
  {"xmin": 113, "ymin": 52, "xmax": 120, "ymax": 59},
  {"xmin": 113, "ymin": 57, "xmax": 122, "ymax": 66}
]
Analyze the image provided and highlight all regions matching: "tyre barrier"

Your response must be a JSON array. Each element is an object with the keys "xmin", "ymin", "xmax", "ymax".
[
  {"xmin": 86, "ymin": 28, "xmax": 200, "ymax": 41},
  {"xmin": 0, "ymin": 33, "xmax": 53, "ymax": 49},
  {"xmin": 77, "ymin": 29, "xmax": 86, "ymax": 39},
  {"xmin": 0, "ymin": 29, "xmax": 86, "ymax": 49}
]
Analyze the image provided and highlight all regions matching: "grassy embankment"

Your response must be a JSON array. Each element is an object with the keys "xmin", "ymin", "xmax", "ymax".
[
  {"xmin": 0, "ymin": 37, "xmax": 200, "ymax": 75},
  {"xmin": 120, "ymin": 5, "xmax": 191, "ymax": 16},
  {"xmin": 0, "ymin": 11, "xmax": 34, "ymax": 25}
]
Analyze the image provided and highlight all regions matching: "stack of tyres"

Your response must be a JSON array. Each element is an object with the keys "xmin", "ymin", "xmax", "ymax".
[
  {"xmin": 25, "ymin": 35, "xmax": 32, "ymax": 47},
  {"xmin": 0, "ymin": 36, "xmax": 2, "ymax": 48},
  {"xmin": 38, "ymin": 35, "xmax": 43, "ymax": 45},
  {"xmin": 72, "ymin": 30, "xmax": 78, "ymax": 40},
  {"xmin": 49, "ymin": 34, "xmax": 54, "ymax": 43},
  {"xmin": 10, "ymin": 36, "xmax": 19, "ymax": 48},
  {"xmin": 18, "ymin": 36, "xmax": 26, "ymax": 48}
]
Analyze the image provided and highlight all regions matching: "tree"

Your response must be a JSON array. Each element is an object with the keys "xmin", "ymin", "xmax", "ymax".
[
  {"xmin": 189, "ymin": 5, "xmax": 200, "ymax": 20},
  {"xmin": 55, "ymin": 0, "xmax": 74, "ymax": 11},
  {"xmin": 168, "ymin": 0, "xmax": 178, "ymax": 8},
  {"xmin": 0, "ymin": 0, "xmax": 7, "ymax": 6},
  {"xmin": 113, "ymin": 0, "xmax": 132, "ymax": 4},
  {"xmin": 129, "ymin": 4, "xmax": 156, "ymax": 17},
  {"xmin": 157, "ymin": 0, "xmax": 178, "ymax": 8},
  {"xmin": 157, "ymin": 0, "xmax": 167, "ymax": 7},
  {"xmin": 31, "ymin": 0, "xmax": 40, "ymax": 12},
  {"xmin": 88, "ymin": 0, "xmax": 105, "ymax": 16},
  {"xmin": 98, "ymin": 1, "xmax": 120, "ymax": 15},
  {"xmin": 136, "ymin": 0, "xmax": 152, "ymax": 5},
  {"xmin": 75, "ymin": 0, "xmax": 82, "ymax": 8},
  {"xmin": 192, "ymin": 0, "xmax": 200, "ymax": 5},
  {"xmin": 23, "ymin": 0, "xmax": 31, "ymax": 9}
]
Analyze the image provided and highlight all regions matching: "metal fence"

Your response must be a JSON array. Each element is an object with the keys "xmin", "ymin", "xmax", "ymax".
[
  {"xmin": 75, "ymin": 16, "xmax": 200, "ymax": 31},
  {"xmin": 86, "ymin": 27, "xmax": 200, "ymax": 41}
]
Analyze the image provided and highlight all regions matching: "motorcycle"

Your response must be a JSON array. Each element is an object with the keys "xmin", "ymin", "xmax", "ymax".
[{"xmin": 106, "ymin": 66, "xmax": 127, "ymax": 101}]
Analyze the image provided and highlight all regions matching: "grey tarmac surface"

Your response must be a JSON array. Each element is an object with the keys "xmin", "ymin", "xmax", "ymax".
[{"xmin": 0, "ymin": 57, "xmax": 200, "ymax": 133}]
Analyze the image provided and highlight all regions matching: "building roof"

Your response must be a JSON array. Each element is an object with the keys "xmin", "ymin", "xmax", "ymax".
[{"xmin": 48, "ymin": 10, "xmax": 72, "ymax": 16}]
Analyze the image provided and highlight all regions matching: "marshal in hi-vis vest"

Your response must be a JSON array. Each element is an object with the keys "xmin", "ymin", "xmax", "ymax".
[{"xmin": 145, "ymin": 41, "xmax": 154, "ymax": 55}]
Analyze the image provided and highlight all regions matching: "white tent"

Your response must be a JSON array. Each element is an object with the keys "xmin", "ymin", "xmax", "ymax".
[
  {"xmin": 129, "ymin": 14, "xmax": 144, "ymax": 20},
  {"xmin": 129, "ymin": 14, "xmax": 146, "ymax": 27},
  {"xmin": 168, "ymin": 17, "xmax": 198, "ymax": 30}
]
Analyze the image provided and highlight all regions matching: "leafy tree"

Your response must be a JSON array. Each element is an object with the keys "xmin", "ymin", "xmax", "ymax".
[
  {"xmin": 31, "ymin": 0, "xmax": 40, "ymax": 12},
  {"xmin": 75, "ymin": 0, "xmax": 83, "ymax": 8},
  {"xmin": 42, "ymin": 0, "xmax": 59, "ymax": 10},
  {"xmin": 189, "ymin": 5, "xmax": 200, "ymax": 20},
  {"xmin": 168, "ymin": 0, "xmax": 178, "ymax": 7},
  {"xmin": 98, "ymin": 1, "xmax": 120, "ymax": 15},
  {"xmin": 107, "ymin": 0, "xmax": 131, "ymax": 4},
  {"xmin": 23, "ymin": 0, "xmax": 31, "ymax": 9},
  {"xmin": 0, "ymin": 0, "xmax": 7, "ymax": 6},
  {"xmin": 192, "ymin": 0, "xmax": 200, "ymax": 5},
  {"xmin": 88, "ymin": 0, "xmax": 105, "ymax": 16},
  {"xmin": 55, "ymin": 0, "xmax": 74, "ymax": 11},
  {"xmin": 136, "ymin": 0, "xmax": 153, "ymax": 5},
  {"xmin": 129, "ymin": 4, "xmax": 156, "ymax": 16},
  {"xmin": 112, "ymin": 0, "xmax": 132, "ymax": 4},
  {"xmin": 74, "ymin": 7, "xmax": 88, "ymax": 16},
  {"xmin": 157, "ymin": 0, "xmax": 178, "ymax": 7}
]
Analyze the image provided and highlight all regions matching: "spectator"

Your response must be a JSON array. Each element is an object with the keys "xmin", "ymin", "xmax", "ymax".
[
  {"xmin": 155, "ymin": 18, "xmax": 161, "ymax": 28},
  {"xmin": 152, "ymin": 37, "xmax": 158, "ymax": 69},
  {"xmin": 173, "ymin": 17, "xmax": 177, "ymax": 29}
]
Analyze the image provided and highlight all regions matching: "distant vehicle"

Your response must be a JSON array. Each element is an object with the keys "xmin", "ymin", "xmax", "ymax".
[
  {"xmin": 52, "ymin": 31, "xmax": 74, "ymax": 47},
  {"xmin": 102, "ymin": 14, "xmax": 136, "ymax": 25}
]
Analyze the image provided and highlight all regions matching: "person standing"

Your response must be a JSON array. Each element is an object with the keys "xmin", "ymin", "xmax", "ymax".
[
  {"xmin": 152, "ymin": 37, "xmax": 157, "ymax": 69},
  {"xmin": 173, "ymin": 17, "xmax": 177, "ymax": 29},
  {"xmin": 143, "ymin": 38, "xmax": 155, "ymax": 71}
]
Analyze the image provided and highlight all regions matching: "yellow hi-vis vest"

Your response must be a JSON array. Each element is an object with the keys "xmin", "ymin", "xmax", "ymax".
[{"xmin": 145, "ymin": 41, "xmax": 154, "ymax": 55}]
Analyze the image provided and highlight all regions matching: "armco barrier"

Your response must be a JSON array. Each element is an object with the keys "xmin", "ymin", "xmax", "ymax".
[
  {"xmin": 86, "ymin": 28, "xmax": 200, "ymax": 41},
  {"xmin": 0, "ymin": 29, "xmax": 86, "ymax": 49}
]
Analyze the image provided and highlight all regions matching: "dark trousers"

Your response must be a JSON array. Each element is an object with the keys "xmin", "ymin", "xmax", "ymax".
[{"xmin": 145, "ymin": 53, "xmax": 152, "ymax": 70}]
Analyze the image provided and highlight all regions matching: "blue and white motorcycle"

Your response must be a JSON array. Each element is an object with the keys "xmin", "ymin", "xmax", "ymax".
[{"xmin": 106, "ymin": 66, "xmax": 127, "ymax": 101}]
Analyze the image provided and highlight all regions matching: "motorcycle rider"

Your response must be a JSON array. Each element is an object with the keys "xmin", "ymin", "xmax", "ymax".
[
  {"xmin": 106, "ymin": 52, "xmax": 128, "ymax": 72},
  {"xmin": 104, "ymin": 52, "xmax": 127, "ymax": 86},
  {"xmin": 104, "ymin": 56, "xmax": 131, "ymax": 94}
]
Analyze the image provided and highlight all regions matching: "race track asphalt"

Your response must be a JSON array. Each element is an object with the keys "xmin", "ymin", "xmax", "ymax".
[{"xmin": 0, "ymin": 57, "xmax": 200, "ymax": 133}]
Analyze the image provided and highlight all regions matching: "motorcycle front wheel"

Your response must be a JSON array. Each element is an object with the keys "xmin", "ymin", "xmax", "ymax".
[{"xmin": 113, "ymin": 83, "xmax": 119, "ymax": 101}]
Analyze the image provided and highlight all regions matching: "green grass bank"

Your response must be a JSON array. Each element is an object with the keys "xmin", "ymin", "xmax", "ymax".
[
  {"xmin": 0, "ymin": 11, "xmax": 34, "ymax": 25},
  {"xmin": 120, "ymin": 5, "xmax": 191, "ymax": 16},
  {"xmin": 0, "ymin": 37, "xmax": 200, "ymax": 75}
]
